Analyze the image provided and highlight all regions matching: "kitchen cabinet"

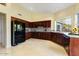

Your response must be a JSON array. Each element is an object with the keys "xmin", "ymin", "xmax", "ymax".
[
  {"xmin": 25, "ymin": 32, "xmax": 32, "ymax": 39},
  {"xmin": 31, "ymin": 20, "xmax": 51, "ymax": 28},
  {"xmin": 25, "ymin": 21, "xmax": 32, "ymax": 40},
  {"xmin": 70, "ymin": 38, "xmax": 79, "ymax": 56},
  {"xmin": 44, "ymin": 32, "xmax": 51, "ymax": 40},
  {"xmin": 25, "ymin": 22, "xmax": 29, "ymax": 27},
  {"xmin": 42, "ymin": 32, "xmax": 47, "ymax": 40},
  {"xmin": 31, "ymin": 32, "xmax": 70, "ymax": 47},
  {"xmin": 51, "ymin": 32, "xmax": 70, "ymax": 47},
  {"xmin": 31, "ymin": 32, "xmax": 37, "ymax": 38}
]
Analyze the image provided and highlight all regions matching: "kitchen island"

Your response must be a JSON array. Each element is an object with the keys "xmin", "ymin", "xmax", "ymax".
[{"xmin": 68, "ymin": 34, "xmax": 79, "ymax": 56}]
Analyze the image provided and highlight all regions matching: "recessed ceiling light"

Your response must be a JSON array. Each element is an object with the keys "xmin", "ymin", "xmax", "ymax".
[{"xmin": 30, "ymin": 7, "xmax": 34, "ymax": 11}]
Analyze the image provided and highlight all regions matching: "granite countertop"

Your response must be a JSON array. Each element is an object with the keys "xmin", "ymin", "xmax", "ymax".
[
  {"xmin": 68, "ymin": 34, "xmax": 79, "ymax": 38},
  {"xmin": 57, "ymin": 32, "xmax": 79, "ymax": 38},
  {"xmin": 50, "ymin": 31, "xmax": 79, "ymax": 38},
  {"xmin": 26, "ymin": 29, "xmax": 79, "ymax": 38}
]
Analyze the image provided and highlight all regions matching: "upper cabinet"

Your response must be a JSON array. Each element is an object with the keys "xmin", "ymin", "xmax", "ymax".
[{"xmin": 31, "ymin": 20, "xmax": 51, "ymax": 28}]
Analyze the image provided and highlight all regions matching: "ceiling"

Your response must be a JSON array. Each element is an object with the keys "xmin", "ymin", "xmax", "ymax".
[{"xmin": 19, "ymin": 3, "xmax": 75, "ymax": 14}]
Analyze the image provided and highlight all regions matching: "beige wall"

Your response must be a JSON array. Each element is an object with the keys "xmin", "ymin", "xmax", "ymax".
[{"xmin": 0, "ymin": 4, "xmax": 11, "ymax": 48}]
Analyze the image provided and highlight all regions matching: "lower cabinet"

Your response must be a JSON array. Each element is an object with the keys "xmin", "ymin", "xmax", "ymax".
[
  {"xmin": 45, "ymin": 32, "xmax": 51, "ymax": 40},
  {"xmin": 70, "ymin": 38, "xmax": 79, "ymax": 56},
  {"xmin": 31, "ymin": 32, "xmax": 70, "ymax": 47},
  {"xmin": 25, "ymin": 32, "xmax": 32, "ymax": 39}
]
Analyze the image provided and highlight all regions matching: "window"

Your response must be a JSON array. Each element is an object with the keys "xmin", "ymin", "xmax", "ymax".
[
  {"xmin": 62, "ymin": 17, "xmax": 72, "ymax": 32},
  {"xmin": 63, "ymin": 17, "xmax": 72, "ymax": 25},
  {"xmin": 75, "ymin": 13, "xmax": 79, "ymax": 33},
  {"xmin": 55, "ymin": 16, "xmax": 72, "ymax": 32},
  {"xmin": 55, "ymin": 21, "xmax": 63, "ymax": 32},
  {"xmin": 76, "ymin": 13, "xmax": 79, "ymax": 27}
]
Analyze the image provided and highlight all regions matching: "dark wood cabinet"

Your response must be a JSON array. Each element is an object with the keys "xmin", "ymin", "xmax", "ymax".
[
  {"xmin": 25, "ymin": 32, "xmax": 32, "ymax": 39},
  {"xmin": 31, "ymin": 20, "xmax": 51, "ymax": 28},
  {"xmin": 25, "ymin": 22, "xmax": 29, "ymax": 27},
  {"xmin": 51, "ymin": 32, "xmax": 70, "ymax": 47},
  {"xmin": 31, "ymin": 32, "xmax": 37, "ymax": 38},
  {"xmin": 31, "ymin": 32, "xmax": 70, "ymax": 47},
  {"xmin": 70, "ymin": 38, "xmax": 79, "ymax": 56},
  {"xmin": 44, "ymin": 32, "xmax": 51, "ymax": 40},
  {"xmin": 51, "ymin": 33, "xmax": 57, "ymax": 42},
  {"xmin": 41, "ymin": 32, "xmax": 45, "ymax": 39}
]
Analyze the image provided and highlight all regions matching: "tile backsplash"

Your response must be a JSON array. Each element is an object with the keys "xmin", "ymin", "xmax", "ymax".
[{"xmin": 25, "ymin": 27, "xmax": 51, "ymax": 32}]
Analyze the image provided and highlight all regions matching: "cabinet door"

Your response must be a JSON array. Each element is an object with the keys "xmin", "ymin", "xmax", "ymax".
[
  {"xmin": 56, "ymin": 37, "xmax": 63, "ymax": 45},
  {"xmin": 51, "ymin": 33, "xmax": 57, "ymax": 42},
  {"xmin": 29, "ymin": 22, "xmax": 32, "ymax": 28},
  {"xmin": 37, "ymin": 32, "xmax": 40, "ymax": 39},
  {"xmin": 33, "ymin": 23, "xmax": 35, "ymax": 28},
  {"xmin": 48, "ymin": 21, "xmax": 51, "ymax": 27},
  {"xmin": 42, "ymin": 32, "xmax": 46, "ymax": 39},
  {"xmin": 70, "ymin": 38, "xmax": 79, "ymax": 56},
  {"xmin": 45, "ymin": 32, "xmax": 51, "ymax": 40},
  {"xmin": 51, "ymin": 33, "xmax": 64, "ymax": 46},
  {"xmin": 31, "ymin": 32, "xmax": 36, "ymax": 38},
  {"xmin": 34, "ymin": 23, "xmax": 37, "ymax": 27},
  {"xmin": 25, "ymin": 32, "xmax": 31, "ymax": 39},
  {"xmin": 32, "ymin": 22, "xmax": 36, "ymax": 28}
]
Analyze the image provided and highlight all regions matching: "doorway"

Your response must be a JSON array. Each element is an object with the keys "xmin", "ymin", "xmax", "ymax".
[{"xmin": 0, "ymin": 13, "xmax": 6, "ymax": 48}]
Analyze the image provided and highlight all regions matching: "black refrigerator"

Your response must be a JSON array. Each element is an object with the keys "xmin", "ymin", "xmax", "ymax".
[{"xmin": 11, "ymin": 21, "xmax": 25, "ymax": 46}]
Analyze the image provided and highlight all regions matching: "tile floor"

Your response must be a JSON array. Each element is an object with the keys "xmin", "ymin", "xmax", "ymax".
[{"xmin": 0, "ymin": 38, "xmax": 67, "ymax": 56}]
